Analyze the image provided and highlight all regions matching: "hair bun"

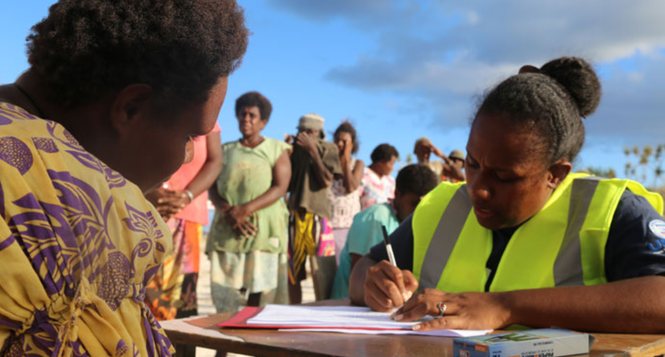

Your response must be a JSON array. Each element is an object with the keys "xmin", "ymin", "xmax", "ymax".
[{"xmin": 540, "ymin": 57, "xmax": 601, "ymax": 117}]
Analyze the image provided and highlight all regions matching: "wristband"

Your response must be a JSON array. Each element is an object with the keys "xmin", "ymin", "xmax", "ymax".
[{"xmin": 184, "ymin": 189, "xmax": 195, "ymax": 203}]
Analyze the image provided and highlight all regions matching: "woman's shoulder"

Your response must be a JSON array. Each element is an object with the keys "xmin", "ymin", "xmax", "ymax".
[
  {"xmin": 260, "ymin": 137, "xmax": 292, "ymax": 157},
  {"xmin": 263, "ymin": 137, "xmax": 291, "ymax": 149},
  {"xmin": 0, "ymin": 102, "xmax": 171, "ymax": 313},
  {"xmin": 605, "ymin": 189, "xmax": 665, "ymax": 281},
  {"xmin": 222, "ymin": 140, "xmax": 242, "ymax": 150}
]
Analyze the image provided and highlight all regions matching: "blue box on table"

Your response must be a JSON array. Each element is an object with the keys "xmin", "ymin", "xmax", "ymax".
[{"xmin": 452, "ymin": 328, "xmax": 591, "ymax": 357}]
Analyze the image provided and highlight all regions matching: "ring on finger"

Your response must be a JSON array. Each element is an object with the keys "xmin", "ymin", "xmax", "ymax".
[{"xmin": 437, "ymin": 302, "xmax": 447, "ymax": 316}]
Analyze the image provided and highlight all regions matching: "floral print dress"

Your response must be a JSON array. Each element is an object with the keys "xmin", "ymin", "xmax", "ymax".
[{"xmin": 0, "ymin": 103, "xmax": 174, "ymax": 356}]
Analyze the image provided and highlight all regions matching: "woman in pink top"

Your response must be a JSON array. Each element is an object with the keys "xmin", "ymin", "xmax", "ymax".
[
  {"xmin": 145, "ymin": 123, "xmax": 222, "ymax": 319},
  {"xmin": 360, "ymin": 143, "xmax": 399, "ymax": 210}
]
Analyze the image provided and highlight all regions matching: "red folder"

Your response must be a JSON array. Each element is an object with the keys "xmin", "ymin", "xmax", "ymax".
[{"xmin": 217, "ymin": 306, "xmax": 409, "ymax": 331}]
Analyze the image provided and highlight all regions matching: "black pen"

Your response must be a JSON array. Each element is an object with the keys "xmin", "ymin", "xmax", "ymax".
[{"xmin": 382, "ymin": 225, "xmax": 397, "ymax": 267}]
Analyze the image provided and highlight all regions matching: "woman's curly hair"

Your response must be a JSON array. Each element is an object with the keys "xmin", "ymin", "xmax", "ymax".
[
  {"xmin": 27, "ymin": 0, "xmax": 249, "ymax": 108},
  {"xmin": 475, "ymin": 57, "xmax": 601, "ymax": 165}
]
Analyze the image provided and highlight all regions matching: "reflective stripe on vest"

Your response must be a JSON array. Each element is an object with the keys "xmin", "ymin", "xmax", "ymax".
[
  {"xmin": 553, "ymin": 177, "xmax": 600, "ymax": 286},
  {"xmin": 413, "ymin": 174, "xmax": 663, "ymax": 293},
  {"xmin": 419, "ymin": 187, "xmax": 472, "ymax": 290}
]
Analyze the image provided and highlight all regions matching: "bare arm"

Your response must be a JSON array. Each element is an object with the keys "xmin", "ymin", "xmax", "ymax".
[
  {"xmin": 442, "ymin": 162, "xmax": 466, "ymax": 181},
  {"xmin": 238, "ymin": 150, "xmax": 291, "ymax": 214},
  {"xmin": 430, "ymin": 144, "xmax": 465, "ymax": 181},
  {"xmin": 349, "ymin": 255, "xmax": 376, "ymax": 306},
  {"xmin": 349, "ymin": 255, "xmax": 418, "ymax": 309},
  {"xmin": 340, "ymin": 158, "xmax": 364, "ymax": 194},
  {"xmin": 310, "ymin": 150, "xmax": 333, "ymax": 188},
  {"xmin": 296, "ymin": 132, "xmax": 333, "ymax": 188},
  {"xmin": 350, "ymin": 253, "xmax": 363, "ymax": 271},
  {"xmin": 208, "ymin": 184, "xmax": 229, "ymax": 212},
  {"xmin": 185, "ymin": 132, "xmax": 223, "ymax": 198},
  {"xmin": 395, "ymin": 276, "xmax": 665, "ymax": 333}
]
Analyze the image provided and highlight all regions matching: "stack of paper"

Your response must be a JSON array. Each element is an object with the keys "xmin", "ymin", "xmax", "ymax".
[
  {"xmin": 245, "ymin": 305, "xmax": 491, "ymax": 337},
  {"xmin": 248, "ymin": 305, "xmax": 421, "ymax": 329}
]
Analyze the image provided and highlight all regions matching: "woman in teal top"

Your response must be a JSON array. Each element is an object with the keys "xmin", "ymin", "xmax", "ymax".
[
  {"xmin": 331, "ymin": 164, "xmax": 437, "ymax": 299},
  {"xmin": 208, "ymin": 92, "xmax": 291, "ymax": 312}
]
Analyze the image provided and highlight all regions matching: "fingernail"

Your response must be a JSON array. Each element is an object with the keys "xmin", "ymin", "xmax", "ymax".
[
  {"xmin": 402, "ymin": 292, "xmax": 409, "ymax": 301},
  {"xmin": 412, "ymin": 324, "xmax": 421, "ymax": 331},
  {"xmin": 394, "ymin": 314, "xmax": 403, "ymax": 321},
  {"xmin": 405, "ymin": 291, "xmax": 413, "ymax": 300}
]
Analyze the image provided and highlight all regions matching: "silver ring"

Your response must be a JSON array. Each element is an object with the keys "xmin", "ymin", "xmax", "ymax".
[{"xmin": 437, "ymin": 302, "xmax": 447, "ymax": 316}]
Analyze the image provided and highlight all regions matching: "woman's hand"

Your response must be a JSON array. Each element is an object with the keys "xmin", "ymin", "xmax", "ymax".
[
  {"xmin": 364, "ymin": 260, "xmax": 419, "ymax": 312},
  {"xmin": 224, "ymin": 205, "xmax": 258, "ymax": 238},
  {"xmin": 145, "ymin": 188, "xmax": 190, "ymax": 220},
  {"xmin": 342, "ymin": 136, "xmax": 353, "ymax": 159},
  {"xmin": 392, "ymin": 289, "xmax": 512, "ymax": 331}
]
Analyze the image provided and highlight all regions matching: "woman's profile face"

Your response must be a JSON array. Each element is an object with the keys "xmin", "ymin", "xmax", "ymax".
[
  {"xmin": 374, "ymin": 156, "xmax": 396, "ymax": 176},
  {"xmin": 237, "ymin": 105, "xmax": 266, "ymax": 137},
  {"xmin": 127, "ymin": 78, "xmax": 228, "ymax": 192},
  {"xmin": 464, "ymin": 114, "xmax": 555, "ymax": 230}
]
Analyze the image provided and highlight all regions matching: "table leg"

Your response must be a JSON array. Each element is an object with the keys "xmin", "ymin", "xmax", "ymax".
[{"xmin": 173, "ymin": 342, "xmax": 196, "ymax": 357}]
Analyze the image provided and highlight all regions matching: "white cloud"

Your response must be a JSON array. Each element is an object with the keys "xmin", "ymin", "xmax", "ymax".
[{"xmin": 269, "ymin": 0, "xmax": 665, "ymax": 141}]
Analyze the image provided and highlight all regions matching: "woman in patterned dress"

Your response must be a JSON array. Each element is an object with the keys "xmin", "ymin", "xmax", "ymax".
[
  {"xmin": 328, "ymin": 121, "xmax": 364, "ymax": 265},
  {"xmin": 360, "ymin": 144, "xmax": 400, "ymax": 210},
  {"xmin": 0, "ymin": 0, "xmax": 248, "ymax": 355}
]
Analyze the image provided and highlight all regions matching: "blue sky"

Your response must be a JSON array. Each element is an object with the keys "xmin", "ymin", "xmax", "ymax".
[{"xmin": 2, "ymin": 0, "xmax": 665, "ymax": 183}]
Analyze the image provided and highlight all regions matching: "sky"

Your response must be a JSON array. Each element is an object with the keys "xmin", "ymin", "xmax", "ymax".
[{"xmin": 2, "ymin": 0, "xmax": 665, "ymax": 184}]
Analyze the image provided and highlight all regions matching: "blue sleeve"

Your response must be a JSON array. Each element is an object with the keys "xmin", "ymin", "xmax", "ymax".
[
  {"xmin": 605, "ymin": 190, "xmax": 665, "ymax": 281},
  {"xmin": 348, "ymin": 214, "xmax": 384, "ymax": 256},
  {"xmin": 368, "ymin": 215, "xmax": 414, "ymax": 271}
]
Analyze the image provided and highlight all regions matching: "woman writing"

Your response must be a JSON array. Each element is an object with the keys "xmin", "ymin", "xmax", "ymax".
[
  {"xmin": 350, "ymin": 57, "xmax": 665, "ymax": 333},
  {"xmin": 0, "ymin": 0, "xmax": 247, "ymax": 355},
  {"xmin": 208, "ymin": 91, "xmax": 292, "ymax": 312}
]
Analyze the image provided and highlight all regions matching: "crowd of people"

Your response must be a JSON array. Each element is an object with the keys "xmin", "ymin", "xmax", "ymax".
[
  {"xmin": 194, "ymin": 91, "xmax": 463, "ymax": 311},
  {"xmin": 2, "ymin": 0, "xmax": 665, "ymax": 356}
]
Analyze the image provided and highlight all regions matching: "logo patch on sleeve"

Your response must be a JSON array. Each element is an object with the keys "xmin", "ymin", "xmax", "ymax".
[{"xmin": 648, "ymin": 219, "xmax": 665, "ymax": 240}]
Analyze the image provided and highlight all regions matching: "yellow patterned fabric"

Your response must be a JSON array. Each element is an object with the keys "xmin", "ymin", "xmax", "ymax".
[{"xmin": 0, "ymin": 103, "xmax": 175, "ymax": 356}]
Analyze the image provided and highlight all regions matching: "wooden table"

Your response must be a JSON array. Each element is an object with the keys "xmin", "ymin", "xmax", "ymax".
[{"xmin": 161, "ymin": 312, "xmax": 665, "ymax": 357}]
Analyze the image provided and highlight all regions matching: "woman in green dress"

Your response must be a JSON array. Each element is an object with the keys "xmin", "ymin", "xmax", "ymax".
[{"xmin": 208, "ymin": 91, "xmax": 292, "ymax": 312}]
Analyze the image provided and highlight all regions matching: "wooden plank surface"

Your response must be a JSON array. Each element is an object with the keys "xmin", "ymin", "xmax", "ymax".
[{"xmin": 162, "ymin": 312, "xmax": 665, "ymax": 357}]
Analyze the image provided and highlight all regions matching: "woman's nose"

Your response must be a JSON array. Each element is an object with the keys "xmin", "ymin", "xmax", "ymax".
[{"xmin": 468, "ymin": 175, "xmax": 491, "ymax": 201}]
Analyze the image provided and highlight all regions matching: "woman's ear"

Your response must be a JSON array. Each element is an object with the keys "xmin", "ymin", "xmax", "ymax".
[
  {"xmin": 547, "ymin": 160, "xmax": 572, "ymax": 189},
  {"xmin": 109, "ymin": 84, "xmax": 154, "ymax": 137}
]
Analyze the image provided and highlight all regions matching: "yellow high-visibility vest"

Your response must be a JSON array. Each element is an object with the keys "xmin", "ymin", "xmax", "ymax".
[{"xmin": 412, "ymin": 173, "xmax": 663, "ymax": 293}]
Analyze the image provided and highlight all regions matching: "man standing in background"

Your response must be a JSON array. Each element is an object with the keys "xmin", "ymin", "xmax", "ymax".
[
  {"xmin": 414, "ymin": 137, "xmax": 465, "ymax": 182},
  {"xmin": 286, "ymin": 114, "xmax": 341, "ymax": 304}
]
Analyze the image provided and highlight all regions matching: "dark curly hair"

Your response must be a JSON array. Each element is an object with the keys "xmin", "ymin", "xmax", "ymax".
[
  {"xmin": 333, "ymin": 120, "xmax": 360, "ymax": 154},
  {"xmin": 27, "ymin": 0, "xmax": 249, "ymax": 109},
  {"xmin": 396, "ymin": 164, "xmax": 438, "ymax": 197},
  {"xmin": 235, "ymin": 91, "xmax": 272, "ymax": 121},
  {"xmin": 371, "ymin": 143, "xmax": 399, "ymax": 163},
  {"xmin": 474, "ymin": 57, "xmax": 601, "ymax": 165}
]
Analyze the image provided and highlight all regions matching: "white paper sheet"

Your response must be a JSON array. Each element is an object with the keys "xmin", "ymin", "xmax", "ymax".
[
  {"xmin": 280, "ymin": 328, "xmax": 491, "ymax": 337},
  {"xmin": 248, "ymin": 305, "xmax": 491, "ymax": 337}
]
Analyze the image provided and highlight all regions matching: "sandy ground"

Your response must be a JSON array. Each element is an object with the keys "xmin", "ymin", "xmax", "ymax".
[{"xmin": 192, "ymin": 238, "xmax": 316, "ymax": 357}]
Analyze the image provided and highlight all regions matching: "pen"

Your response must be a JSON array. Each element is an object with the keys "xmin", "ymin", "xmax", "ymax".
[{"xmin": 382, "ymin": 225, "xmax": 397, "ymax": 267}]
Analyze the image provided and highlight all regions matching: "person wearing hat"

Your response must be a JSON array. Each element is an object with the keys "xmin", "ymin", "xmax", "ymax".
[
  {"xmin": 443, "ymin": 149, "xmax": 466, "ymax": 183},
  {"xmin": 414, "ymin": 137, "xmax": 466, "ymax": 182},
  {"xmin": 286, "ymin": 113, "xmax": 342, "ymax": 304}
]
